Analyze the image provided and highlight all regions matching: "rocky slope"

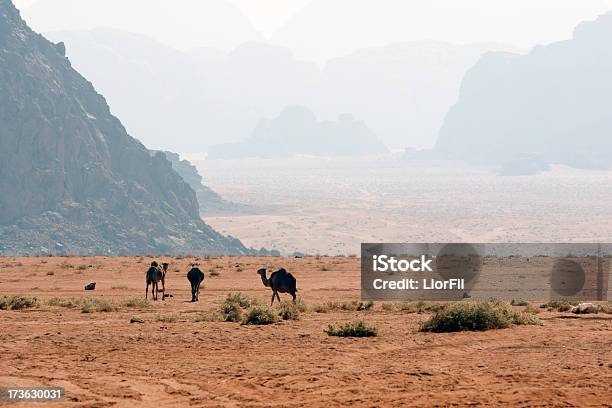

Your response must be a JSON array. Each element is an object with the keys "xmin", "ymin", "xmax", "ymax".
[
  {"xmin": 0, "ymin": 0, "xmax": 250, "ymax": 255},
  {"xmin": 436, "ymin": 11, "xmax": 612, "ymax": 170}
]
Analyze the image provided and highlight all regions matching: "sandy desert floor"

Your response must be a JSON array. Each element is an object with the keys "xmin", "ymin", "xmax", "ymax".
[
  {"xmin": 196, "ymin": 156, "xmax": 612, "ymax": 255},
  {"xmin": 0, "ymin": 256, "xmax": 611, "ymax": 407}
]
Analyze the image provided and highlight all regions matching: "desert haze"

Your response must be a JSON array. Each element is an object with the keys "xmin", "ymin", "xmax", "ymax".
[
  {"xmin": 0, "ymin": 256, "xmax": 611, "ymax": 407},
  {"xmin": 198, "ymin": 157, "xmax": 612, "ymax": 255}
]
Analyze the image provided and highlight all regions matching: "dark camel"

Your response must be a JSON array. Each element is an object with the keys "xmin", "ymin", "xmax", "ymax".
[
  {"xmin": 257, "ymin": 268, "xmax": 297, "ymax": 305},
  {"xmin": 145, "ymin": 261, "xmax": 168, "ymax": 301},
  {"xmin": 187, "ymin": 265, "xmax": 205, "ymax": 302}
]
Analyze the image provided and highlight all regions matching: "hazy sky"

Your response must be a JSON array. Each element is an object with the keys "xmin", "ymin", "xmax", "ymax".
[{"xmin": 14, "ymin": 0, "xmax": 612, "ymax": 62}]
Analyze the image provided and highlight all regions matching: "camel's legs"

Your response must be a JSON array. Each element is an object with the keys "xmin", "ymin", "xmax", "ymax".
[
  {"xmin": 291, "ymin": 292, "xmax": 296, "ymax": 303},
  {"xmin": 152, "ymin": 282, "xmax": 157, "ymax": 301},
  {"xmin": 270, "ymin": 291, "xmax": 276, "ymax": 306},
  {"xmin": 145, "ymin": 283, "xmax": 149, "ymax": 299},
  {"xmin": 161, "ymin": 279, "xmax": 166, "ymax": 301},
  {"xmin": 275, "ymin": 292, "xmax": 281, "ymax": 303}
]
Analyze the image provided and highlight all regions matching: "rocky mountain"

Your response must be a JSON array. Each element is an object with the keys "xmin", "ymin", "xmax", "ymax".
[
  {"xmin": 320, "ymin": 41, "xmax": 514, "ymax": 149},
  {"xmin": 436, "ymin": 11, "xmax": 612, "ymax": 170},
  {"xmin": 208, "ymin": 106, "xmax": 389, "ymax": 159},
  {"xmin": 43, "ymin": 28, "xmax": 513, "ymax": 151},
  {"xmin": 0, "ymin": 0, "xmax": 250, "ymax": 255},
  {"xmin": 154, "ymin": 151, "xmax": 253, "ymax": 215}
]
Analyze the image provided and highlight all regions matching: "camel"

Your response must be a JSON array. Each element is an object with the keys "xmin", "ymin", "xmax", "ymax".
[
  {"xmin": 145, "ymin": 261, "xmax": 168, "ymax": 301},
  {"xmin": 257, "ymin": 268, "xmax": 297, "ymax": 305},
  {"xmin": 187, "ymin": 265, "xmax": 205, "ymax": 302}
]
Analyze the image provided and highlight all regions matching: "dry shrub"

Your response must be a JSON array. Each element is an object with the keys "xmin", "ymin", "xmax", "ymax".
[
  {"xmin": 419, "ymin": 301, "xmax": 542, "ymax": 333},
  {"xmin": 242, "ymin": 305, "xmax": 278, "ymax": 325},
  {"xmin": 0, "ymin": 295, "xmax": 38, "ymax": 310},
  {"xmin": 277, "ymin": 301, "xmax": 300, "ymax": 320},
  {"xmin": 121, "ymin": 298, "xmax": 150, "ymax": 308},
  {"xmin": 314, "ymin": 300, "xmax": 374, "ymax": 313},
  {"xmin": 540, "ymin": 300, "xmax": 578, "ymax": 312},
  {"xmin": 325, "ymin": 320, "xmax": 377, "ymax": 337},
  {"xmin": 155, "ymin": 314, "xmax": 178, "ymax": 323},
  {"xmin": 48, "ymin": 297, "xmax": 116, "ymax": 313}
]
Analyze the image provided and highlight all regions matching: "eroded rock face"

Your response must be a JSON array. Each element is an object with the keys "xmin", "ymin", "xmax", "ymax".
[
  {"xmin": 0, "ymin": 0, "xmax": 249, "ymax": 255},
  {"xmin": 436, "ymin": 11, "xmax": 612, "ymax": 170}
]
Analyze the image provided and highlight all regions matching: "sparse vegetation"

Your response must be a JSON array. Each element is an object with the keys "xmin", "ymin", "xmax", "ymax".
[
  {"xmin": 217, "ymin": 293, "xmax": 258, "ymax": 322},
  {"xmin": 155, "ymin": 314, "xmax": 178, "ymax": 323},
  {"xmin": 111, "ymin": 285, "xmax": 129, "ymax": 290},
  {"xmin": 121, "ymin": 298, "xmax": 150, "ymax": 308},
  {"xmin": 80, "ymin": 297, "xmax": 116, "ymax": 313},
  {"xmin": 242, "ymin": 305, "xmax": 279, "ymax": 325},
  {"xmin": 325, "ymin": 320, "xmax": 378, "ymax": 337},
  {"xmin": 48, "ymin": 297, "xmax": 116, "ymax": 313},
  {"xmin": 210, "ymin": 271, "xmax": 220, "ymax": 277},
  {"xmin": 0, "ymin": 295, "xmax": 38, "ymax": 310},
  {"xmin": 193, "ymin": 313, "xmax": 216, "ymax": 322},
  {"xmin": 46, "ymin": 271, "xmax": 55, "ymax": 276},
  {"xmin": 293, "ymin": 298, "xmax": 308, "ymax": 313},
  {"xmin": 277, "ymin": 301, "xmax": 300, "ymax": 320},
  {"xmin": 382, "ymin": 301, "xmax": 444, "ymax": 314},
  {"xmin": 314, "ymin": 300, "xmax": 374, "ymax": 313},
  {"xmin": 225, "ymin": 292, "xmax": 257, "ymax": 309},
  {"xmin": 220, "ymin": 301, "xmax": 242, "ymax": 322},
  {"xmin": 510, "ymin": 299, "xmax": 529, "ymax": 306},
  {"xmin": 540, "ymin": 299, "xmax": 578, "ymax": 312},
  {"xmin": 419, "ymin": 301, "xmax": 542, "ymax": 333}
]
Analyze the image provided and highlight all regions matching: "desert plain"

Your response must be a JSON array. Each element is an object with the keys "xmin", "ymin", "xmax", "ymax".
[{"xmin": 0, "ymin": 256, "xmax": 611, "ymax": 407}]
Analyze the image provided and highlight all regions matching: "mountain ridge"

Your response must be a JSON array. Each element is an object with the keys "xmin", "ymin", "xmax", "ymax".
[{"xmin": 0, "ymin": 0, "xmax": 251, "ymax": 255}]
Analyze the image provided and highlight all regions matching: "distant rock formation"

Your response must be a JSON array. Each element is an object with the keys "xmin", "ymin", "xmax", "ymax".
[
  {"xmin": 43, "ymin": 27, "xmax": 512, "ymax": 152},
  {"xmin": 153, "ymin": 151, "xmax": 253, "ymax": 215},
  {"xmin": 436, "ymin": 11, "xmax": 612, "ymax": 171},
  {"xmin": 208, "ymin": 106, "xmax": 389, "ymax": 159},
  {"xmin": 0, "ymin": 0, "xmax": 250, "ymax": 255}
]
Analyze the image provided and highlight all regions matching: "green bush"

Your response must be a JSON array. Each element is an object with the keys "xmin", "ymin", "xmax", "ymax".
[
  {"xmin": 242, "ymin": 305, "xmax": 278, "ymax": 325},
  {"xmin": 277, "ymin": 301, "xmax": 300, "ymax": 320},
  {"xmin": 0, "ymin": 295, "xmax": 38, "ymax": 310},
  {"xmin": 419, "ymin": 301, "xmax": 542, "ymax": 333},
  {"xmin": 325, "ymin": 320, "xmax": 378, "ymax": 337}
]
